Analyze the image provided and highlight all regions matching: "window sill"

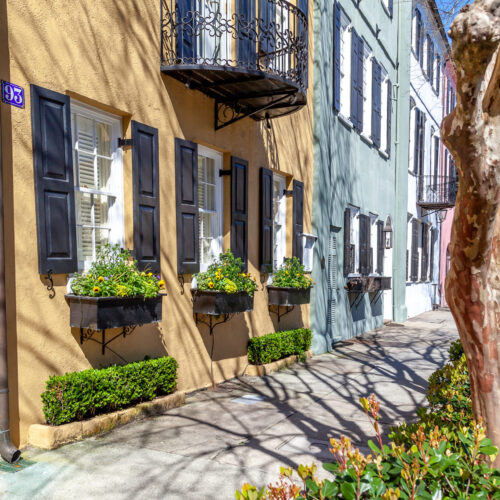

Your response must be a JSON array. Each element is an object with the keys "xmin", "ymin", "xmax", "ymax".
[
  {"xmin": 337, "ymin": 113, "xmax": 353, "ymax": 129},
  {"xmin": 379, "ymin": 149, "xmax": 389, "ymax": 160},
  {"xmin": 360, "ymin": 133, "xmax": 373, "ymax": 146},
  {"xmin": 408, "ymin": 169, "xmax": 417, "ymax": 177},
  {"xmin": 381, "ymin": 1, "xmax": 393, "ymax": 18}
]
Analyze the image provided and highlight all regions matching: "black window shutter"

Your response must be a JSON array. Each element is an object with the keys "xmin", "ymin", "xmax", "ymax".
[
  {"xmin": 260, "ymin": 167, "xmax": 273, "ymax": 273},
  {"xmin": 350, "ymin": 29, "xmax": 359, "ymax": 127},
  {"xmin": 31, "ymin": 84, "xmax": 77, "ymax": 275},
  {"xmin": 175, "ymin": 138, "xmax": 199, "ymax": 274},
  {"xmin": 376, "ymin": 220, "xmax": 384, "ymax": 274},
  {"xmin": 333, "ymin": 1, "xmax": 341, "ymax": 112},
  {"xmin": 237, "ymin": 0, "xmax": 255, "ymax": 65},
  {"xmin": 176, "ymin": 0, "xmax": 196, "ymax": 61},
  {"xmin": 406, "ymin": 249, "xmax": 409, "ymax": 281},
  {"xmin": 435, "ymin": 56, "xmax": 441, "ymax": 95},
  {"xmin": 371, "ymin": 60, "xmax": 382, "ymax": 148},
  {"xmin": 388, "ymin": 0, "xmax": 393, "ymax": 17},
  {"xmin": 367, "ymin": 217, "xmax": 372, "ymax": 274},
  {"xmin": 358, "ymin": 214, "xmax": 367, "ymax": 275},
  {"xmin": 356, "ymin": 37, "xmax": 364, "ymax": 131},
  {"xmin": 419, "ymin": 113, "xmax": 426, "ymax": 176},
  {"xmin": 132, "ymin": 121, "xmax": 160, "ymax": 273},
  {"xmin": 386, "ymin": 80, "xmax": 392, "ymax": 156},
  {"xmin": 343, "ymin": 208, "xmax": 351, "ymax": 277},
  {"xmin": 411, "ymin": 220, "xmax": 419, "ymax": 282},
  {"xmin": 292, "ymin": 180, "xmax": 304, "ymax": 263},
  {"xmin": 231, "ymin": 156, "xmax": 248, "ymax": 271},
  {"xmin": 429, "ymin": 228, "xmax": 435, "ymax": 282},
  {"xmin": 421, "ymin": 224, "xmax": 428, "ymax": 281}
]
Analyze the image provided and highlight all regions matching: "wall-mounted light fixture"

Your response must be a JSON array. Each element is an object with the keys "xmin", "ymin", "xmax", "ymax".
[{"xmin": 383, "ymin": 217, "xmax": 393, "ymax": 249}]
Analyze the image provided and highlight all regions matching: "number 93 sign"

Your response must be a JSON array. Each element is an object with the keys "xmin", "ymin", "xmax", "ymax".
[{"xmin": 1, "ymin": 81, "xmax": 25, "ymax": 109}]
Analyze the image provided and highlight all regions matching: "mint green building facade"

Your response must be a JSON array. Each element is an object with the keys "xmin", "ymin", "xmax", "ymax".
[{"xmin": 310, "ymin": 0, "xmax": 412, "ymax": 352}]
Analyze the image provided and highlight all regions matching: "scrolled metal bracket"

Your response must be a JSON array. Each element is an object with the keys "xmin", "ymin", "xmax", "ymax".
[
  {"xmin": 45, "ymin": 269, "xmax": 55, "ymax": 299},
  {"xmin": 268, "ymin": 304, "xmax": 295, "ymax": 324},
  {"xmin": 79, "ymin": 325, "xmax": 141, "ymax": 357}
]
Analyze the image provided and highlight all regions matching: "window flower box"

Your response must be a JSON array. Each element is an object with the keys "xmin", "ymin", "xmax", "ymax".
[
  {"xmin": 345, "ymin": 276, "xmax": 392, "ymax": 293},
  {"xmin": 66, "ymin": 294, "xmax": 164, "ymax": 330},
  {"xmin": 192, "ymin": 290, "xmax": 254, "ymax": 315},
  {"xmin": 267, "ymin": 286, "xmax": 311, "ymax": 306}
]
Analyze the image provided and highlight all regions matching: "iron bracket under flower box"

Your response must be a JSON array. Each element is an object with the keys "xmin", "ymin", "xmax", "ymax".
[
  {"xmin": 192, "ymin": 290, "xmax": 254, "ymax": 315},
  {"xmin": 267, "ymin": 286, "xmax": 311, "ymax": 306},
  {"xmin": 66, "ymin": 294, "xmax": 164, "ymax": 330}
]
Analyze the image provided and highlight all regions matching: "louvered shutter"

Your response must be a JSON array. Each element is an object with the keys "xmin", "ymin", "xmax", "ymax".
[
  {"xmin": 356, "ymin": 37, "xmax": 364, "ymax": 131},
  {"xmin": 175, "ymin": 138, "xmax": 199, "ymax": 274},
  {"xmin": 421, "ymin": 224, "xmax": 428, "ymax": 281},
  {"xmin": 132, "ymin": 121, "xmax": 160, "ymax": 273},
  {"xmin": 371, "ymin": 60, "xmax": 382, "ymax": 148},
  {"xmin": 419, "ymin": 113, "xmax": 426, "ymax": 176},
  {"xmin": 231, "ymin": 156, "xmax": 248, "ymax": 270},
  {"xmin": 427, "ymin": 37, "xmax": 434, "ymax": 82},
  {"xmin": 333, "ymin": 1, "xmax": 341, "ymax": 112},
  {"xmin": 386, "ymin": 80, "xmax": 392, "ymax": 156},
  {"xmin": 406, "ymin": 249, "xmax": 409, "ymax": 281},
  {"xmin": 176, "ymin": 0, "xmax": 196, "ymax": 61},
  {"xmin": 260, "ymin": 167, "xmax": 273, "ymax": 273},
  {"xmin": 435, "ymin": 56, "xmax": 441, "ymax": 95},
  {"xmin": 367, "ymin": 217, "xmax": 372, "ymax": 274},
  {"xmin": 411, "ymin": 220, "xmax": 419, "ymax": 281},
  {"xmin": 429, "ymin": 228, "xmax": 435, "ymax": 282},
  {"xmin": 351, "ymin": 29, "xmax": 359, "ymax": 127},
  {"xmin": 237, "ymin": 0, "xmax": 255, "ymax": 65},
  {"xmin": 376, "ymin": 220, "xmax": 384, "ymax": 274},
  {"xmin": 413, "ymin": 109, "xmax": 420, "ymax": 173},
  {"xmin": 31, "ymin": 84, "xmax": 77, "ymax": 275},
  {"xmin": 343, "ymin": 208, "xmax": 351, "ymax": 276},
  {"xmin": 358, "ymin": 215, "xmax": 368, "ymax": 275},
  {"xmin": 292, "ymin": 180, "xmax": 304, "ymax": 263}
]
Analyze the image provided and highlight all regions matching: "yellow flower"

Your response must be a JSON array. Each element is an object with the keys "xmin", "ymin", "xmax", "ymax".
[
  {"xmin": 140, "ymin": 272, "xmax": 145, "ymax": 276},
  {"xmin": 208, "ymin": 282, "xmax": 214, "ymax": 289},
  {"xmin": 147, "ymin": 272, "xmax": 153, "ymax": 277},
  {"xmin": 97, "ymin": 276, "xmax": 105, "ymax": 283},
  {"xmin": 217, "ymin": 268, "xmax": 222, "ymax": 272},
  {"xmin": 285, "ymin": 271, "xmax": 289, "ymax": 275},
  {"xmin": 296, "ymin": 273, "xmax": 300, "ymax": 277},
  {"xmin": 93, "ymin": 286, "xmax": 100, "ymax": 293},
  {"xmin": 158, "ymin": 280, "xmax": 165, "ymax": 288}
]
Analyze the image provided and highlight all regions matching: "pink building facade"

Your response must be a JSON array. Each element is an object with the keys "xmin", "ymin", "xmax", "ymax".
[{"xmin": 439, "ymin": 59, "xmax": 457, "ymax": 306}]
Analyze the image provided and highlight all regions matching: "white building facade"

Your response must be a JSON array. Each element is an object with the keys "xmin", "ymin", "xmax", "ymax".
[{"xmin": 405, "ymin": 0, "xmax": 449, "ymax": 318}]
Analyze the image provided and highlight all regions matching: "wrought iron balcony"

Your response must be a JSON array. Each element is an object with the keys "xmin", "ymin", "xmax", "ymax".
[
  {"xmin": 161, "ymin": 0, "xmax": 308, "ymax": 129},
  {"xmin": 417, "ymin": 175, "xmax": 458, "ymax": 210}
]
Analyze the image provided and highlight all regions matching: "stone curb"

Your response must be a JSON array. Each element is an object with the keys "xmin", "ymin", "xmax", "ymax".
[
  {"xmin": 243, "ymin": 350, "xmax": 313, "ymax": 377},
  {"xmin": 28, "ymin": 391, "xmax": 186, "ymax": 450}
]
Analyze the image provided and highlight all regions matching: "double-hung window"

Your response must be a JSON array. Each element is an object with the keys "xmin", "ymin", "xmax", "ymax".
[
  {"xmin": 71, "ymin": 103, "xmax": 124, "ymax": 271},
  {"xmin": 380, "ymin": 67, "xmax": 389, "ymax": 152},
  {"xmin": 362, "ymin": 43, "xmax": 372, "ymax": 138},
  {"xmin": 197, "ymin": 145, "xmax": 224, "ymax": 271},
  {"xmin": 272, "ymin": 174, "xmax": 287, "ymax": 270}
]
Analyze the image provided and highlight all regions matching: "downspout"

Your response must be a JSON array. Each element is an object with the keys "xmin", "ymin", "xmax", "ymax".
[{"xmin": 0, "ymin": 111, "xmax": 21, "ymax": 463}]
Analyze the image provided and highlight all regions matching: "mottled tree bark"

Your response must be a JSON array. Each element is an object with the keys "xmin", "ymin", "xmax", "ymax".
[{"xmin": 441, "ymin": 0, "xmax": 500, "ymax": 467}]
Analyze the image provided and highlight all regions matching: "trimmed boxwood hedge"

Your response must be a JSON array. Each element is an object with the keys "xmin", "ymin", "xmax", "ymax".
[
  {"xmin": 248, "ymin": 328, "xmax": 311, "ymax": 365},
  {"xmin": 41, "ymin": 356, "xmax": 178, "ymax": 426}
]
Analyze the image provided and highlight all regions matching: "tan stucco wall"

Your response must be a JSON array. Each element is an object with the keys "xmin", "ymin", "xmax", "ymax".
[{"xmin": 0, "ymin": 0, "xmax": 314, "ymax": 447}]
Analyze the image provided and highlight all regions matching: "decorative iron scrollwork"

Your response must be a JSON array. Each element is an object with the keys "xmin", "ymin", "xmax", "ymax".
[{"xmin": 45, "ymin": 270, "xmax": 55, "ymax": 299}]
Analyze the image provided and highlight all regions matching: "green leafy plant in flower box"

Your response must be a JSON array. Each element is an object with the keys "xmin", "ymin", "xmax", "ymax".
[
  {"xmin": 70, "ymin": 244, "xmax": 165, "ymax": 298},
  {"xmin": 195, "ymin": 250, "xmax": 257, "ymax": 296},
  {"xmin": 271, "ymin": 257, "xmax": 313, "ymax": 289}
]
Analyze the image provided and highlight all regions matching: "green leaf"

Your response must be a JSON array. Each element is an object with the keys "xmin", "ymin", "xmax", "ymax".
[
  {"xmin": 306, "ymin": 478, "xmax": 320, "ymax": 495},
  {"xmin": 321, "ymin": 480, "xmax": 338, "ymax": 498},
  {"xmin": 367, "ymin": 439, "xmax": 382, "ymax": 455},
  {"xmin": 340, "ymin": 482, "xmax": 356, "ymax": 500}
]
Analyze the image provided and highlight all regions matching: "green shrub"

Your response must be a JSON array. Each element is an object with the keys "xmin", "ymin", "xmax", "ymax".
[
  {"xmin": 41, "ymin": 357, "xmax": 178, "ymax": 425},
  {"xmin": 248, "ymin": 329, "xmax": 311, "ymax": 365},
  {"xmin": 449, "ymin": 338, "xmax": 464, "ymax": 361},
  {"xmin": 271, "ymin": 257, "xmax": 314, "ymax": 289},
  {"xmin": 71, "ymin": 244, "xmax": 164, "ymax": 298}
]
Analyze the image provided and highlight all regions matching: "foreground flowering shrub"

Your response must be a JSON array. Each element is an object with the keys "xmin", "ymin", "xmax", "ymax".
[
  {"xmin": 236, "ymin": 342, "xmax": 500, "ymax": 500},
  {"xmin": 195, "ymin": 250, "xmax": 257, "ymax": 296},
  {"xmin": 271, "ymin": 257, "xmax": 313, "ymax": 289},
  {"xmin": 71, "ymin": 244, "xmax": 164, "ymax": 298}
]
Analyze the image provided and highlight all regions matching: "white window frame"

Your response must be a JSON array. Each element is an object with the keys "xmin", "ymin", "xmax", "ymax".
[
  {"xmin": 362, "ymin": 43, "xmax": 373, "ymax": 140},
  {"xmin": 380, "ymin": 67, "xmax": 389, "ymax": 153},
  {"xmin": 369, "ymin": 214, "xmax": 378, "ymax": 276},
  {"xmin": 198, "ymin": 0, "xmax": 231, "ymax": 62},
  {"xmin": 198, "ymin": 145, "xmax": 224, "ymax": 272},
  {"xmin": 71, "ymin": 101, "xmax": 124, "ymax": 272},
  {"xmin": 349, "ymin": 206, "xmax": 360, "ymax": 276},
  {"xmin": 273, "ymin": 174, "xmax": 287, "ymax": 271},
  {"xmin": 339, "ymin": 10, "xmax": 351, "ymax": 119}
]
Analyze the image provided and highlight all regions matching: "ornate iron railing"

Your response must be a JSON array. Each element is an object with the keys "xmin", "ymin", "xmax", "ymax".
[
  {"xmin": 161, "ymin": 0, "xmax": 309, "ymax": 93},
  {"xmin": 417, "ymin": 175, "xmax": 458, "ymax": 209}
]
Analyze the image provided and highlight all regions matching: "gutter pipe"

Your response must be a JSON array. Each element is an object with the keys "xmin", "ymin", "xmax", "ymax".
[{"xmin": 0, "ymin": 112, "xmax": 21, "ymax": 463}]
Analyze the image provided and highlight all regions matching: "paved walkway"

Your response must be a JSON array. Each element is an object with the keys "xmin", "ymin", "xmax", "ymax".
[{"xmin": 1, "ymin": 310, "xmax": 458, "ymax": 499}]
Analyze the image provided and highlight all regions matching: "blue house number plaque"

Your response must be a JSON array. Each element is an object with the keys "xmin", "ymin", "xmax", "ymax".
[{"xmin": 1, "ymin": 81, "xmax": 25, "ymax": 109}]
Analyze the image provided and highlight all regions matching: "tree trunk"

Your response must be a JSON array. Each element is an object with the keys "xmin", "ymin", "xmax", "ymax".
[{"xmin": 441, "ymin": 0, "xmax": 500, "ymax": 467}]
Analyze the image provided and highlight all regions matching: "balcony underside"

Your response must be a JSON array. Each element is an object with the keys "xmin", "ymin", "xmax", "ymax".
[
  {"xmin": 162, "ymin": 65, "xmax": 306, "ymax": 127},
  {"xmin": 417, "ymin": 201, "xmax": 455, "ymax": 211}
]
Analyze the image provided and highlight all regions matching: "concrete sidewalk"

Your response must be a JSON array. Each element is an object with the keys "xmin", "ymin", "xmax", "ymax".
[{"xmin": 0, "ymin": 310, "xmax": 458, "ymax": 500}]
